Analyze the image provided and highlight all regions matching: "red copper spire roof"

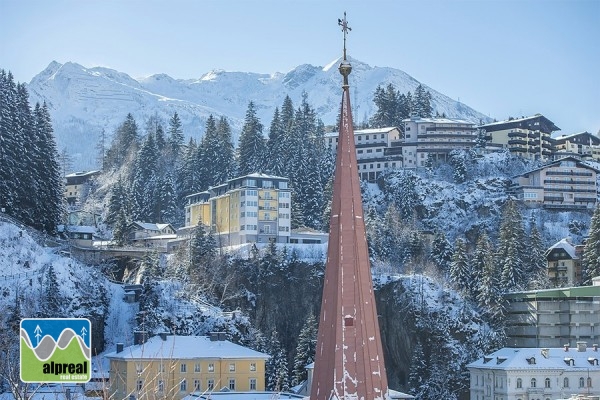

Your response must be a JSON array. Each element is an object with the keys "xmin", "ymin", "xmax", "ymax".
[{"xmin": 310, "ymin": 14, "xmax": 389, "ymax": 400}]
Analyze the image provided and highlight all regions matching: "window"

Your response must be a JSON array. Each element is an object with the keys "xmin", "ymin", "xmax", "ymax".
[
  {"xmin": 229, "ymin": 363, "xmax": 236, "ymax": 372},
  {"xmin": 263, "ymin": 180, "xmax": 273, "ymax": 188},
  {"xmin": 208, "ymin": 363, "xmax": 215, "ymax": 372},
  {"xmin": 180, "ymin": 363, "xmax": 187, "ymax": 373},
  {"xmin": 208, "ymin": 379, "xmax": 215, "ymax": 391},
  {"xmin": 250, "ymin": 363, "xmax": 256, "ymax": 372},
  {"xmin": 278, "ymin": 181, "xmax": 288, "ymax": 189},
  {"xmin": 158, "ymin": 380, "xmax": 164, "ymax": 392},
  {"xmin": 159, "ymin": 363, "xmax": 165, "ymax": 373},
  {"xmin": 250, "ymin": 378, "xmax": 257, "ymax": 390},
  {"xmin": 366, "ymin": 135, "xmax": 370, "ymax": 140},
  {"xmin": 229, "ymin": 378, "xmax": 236, "ymax": 390},
  {"xmin": 180, "ymin": 379, "xmax": 187, "ymax": 392},
  {"xmin": 564, "ymin": 377, "xmax": 569, "ymax": 388},
  {"xmin": 531, "ymin": 378, "xmax": 537, "ymax": 388},
  {"xmin": 137, "ymin": 380, "xmax": 143, "ymax": 391},
  {"xmin": 194, "ymin": 379, "xmax": 201, "ymax": 391},
  {"xmin": 516, "ymin": 378, "xmax": 522, "ymax": 388},
  {"xmin": 580, "ymin": 377, "xmax": 585, "ymax": 388},
  {"xmin": 545, "ymin": 377, "xmax": 551, "ymax": 388},
  {"xmin": 587, "ymin": 377, "xmax": 592, "ymax": 388},
  {"xmin": 194, "ymin": 363, "xmax": 201, "ymax": 372}
]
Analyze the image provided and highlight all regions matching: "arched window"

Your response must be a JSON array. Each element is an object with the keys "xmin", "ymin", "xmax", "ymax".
[
  {"xmin": 580, "ymin": 377, "xmax": 585, "ymax": 388},
  {"xmin": 587, "ymin": 377, "xmax": 592, "ymax": 388},
  {"xmin": 517, "ymin": 378, "xmax": 522, "ymax": 388},
  {"xmin": 531, "ymin": 378, "xmax": 537, "ymax": 388},
  {"xmin": 564, "ymin": 377, "xmax": 569, "ymax": 388},
  {"xmin": 545, "ymin": 377, "xmax": 551, "ymax": 388}
]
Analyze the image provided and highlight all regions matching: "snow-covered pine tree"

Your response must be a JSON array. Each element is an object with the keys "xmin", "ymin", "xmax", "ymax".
[
  {"xmin": 105, "ymin": 176, "xmax": 129, "ymax": 226},
  {"xmin": 237, "ymin": 101, "xmax": 266, "ymax": 176},
  {"xmin": 265, "ymin": 330, "xmax": 289, "ymax": 392},
  {"xmin": 215, "ymin": 116, "xmax": 236, "ymax": 183},
  {"xmin": 496, "ymin": 199, "xmax": 527, "ymax": 292},
  {"xmin": 32, "ymin": 102, "xmax": 63, "ymax": 233},
  {"xmin": 198, "ymin": 115, "xmax": 221, "ymax": 190},
  {"xmin": 130, "ymin": 132, "xmax": 160, "ymax": 222},
  {"xmin": 476, "ymin": 234, "xmax": 506, "ymax": 329},
  {"xmin": 582, "ymin": 205, "xmax": 600, "ymax": 284},
  {"xmin": 265, "ymin": 107, "xmax": 286, "ymax": 176},
  {"xmin": 430, "ymin": 230, "xmax": 454, "ymax": 275},
  {"xmin": 105, "ymin": 113, "xmax": 139, "ymax": 170},
  {"xmin": 449, "ymin": 237, "xmax": 472, "ymax": 299},
  {"xmin": 524, "ymin": 216, "xmax": 548, "ymax": 289},
  {"xmin": 292, "ymin": 313, "xmax": 317, "ymax": 385},
  {"xmin": 167, "ymin": 112, "xmax": 184, "ymax": 162},
  {"xmin": 39, "ymin": 265, "xmax": 65, "ymax": 318},
  {"xmin": 176, "ymin": 138, "xmax": 199, "ymax": 203},
  {"xmin": 156, "ymin": 173, "xmax": 177, "ymax": 224}
]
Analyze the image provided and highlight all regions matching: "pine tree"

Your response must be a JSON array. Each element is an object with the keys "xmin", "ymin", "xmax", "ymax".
[
  {"xmin": 105, "ymin": 177, "xmax": 129, "ymax": 226},
  {"xmin": 476, "ymin": 233, "xmax": 506, "ymax": 329},
  {"xmin": 496, "ymin": 199, "xmax": 527, "ymax": 291},
  {"xmin": 524, "ymin": 216, "xmax": 547, "ymax": 288},
  {"xmin": 130, "ymin": 133, "xmax": 160, "ymax": 221},
  {"xmin": 40, "ymin": 265, "xmax": 64, "ymax": 318},
  {"xmin": 292, "ymin": 313, "xmax": 317, "ymax": 385},
  {"xmin": 197, "ymin": 115, "xmax": 220, "ymax": 189},
  {"xmin": 215, "ymin": 116, "xmax": 236, "ymax": 183},
  {"xmin": 449, "ymin": 237, "xmax": 472, "ymax": 299},
  {"xmin": 105, "ymin": 113, "xmax": 139, "ymax": 169},
  {"xmin": 167, "ymin": 112, "xmax": 184, "ymax": 164},
  {"xmin": 408, "ymin": 339, "xmax": 427, "ymax": 396},
  {"xmin": 265, "ymin": 107, "xmax": 286, "ymax": 176},
  {"xmin": 582, "ymin": 205, "xmax": 600, "ymax": 284},
  {"xmin": 431, "ymin": 230, "xmax": 454, "ymax": 275},
  {"xmin": 32, "ymin": 102, "xmax": 64, "ymax": 233},
  {"xmin": 237, "ymin": 102, "xmax": 265, "ymax": 175},
  {"xmin": 266, "ymin": 330, "xmax": 289, "ymax": 392}
]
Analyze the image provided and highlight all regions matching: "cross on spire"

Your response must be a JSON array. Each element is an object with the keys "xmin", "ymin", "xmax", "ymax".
[{"xmin": 338, "ymin": 12, "xmax": 351, "ymax": 61}]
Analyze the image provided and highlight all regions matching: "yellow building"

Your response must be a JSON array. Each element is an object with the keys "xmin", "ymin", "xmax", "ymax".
[
  {"xmin": 184, "ymin": 174, "xmax": 291, "ymax": 247},
  {"xmin": 106, "ymin": 334, "xmax": 269, "ymax": 400}
]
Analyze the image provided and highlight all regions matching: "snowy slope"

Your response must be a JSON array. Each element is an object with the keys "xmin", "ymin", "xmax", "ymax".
[{"xmin": 26, "ymin": 58, "xmax": 491, "ymax": 171}]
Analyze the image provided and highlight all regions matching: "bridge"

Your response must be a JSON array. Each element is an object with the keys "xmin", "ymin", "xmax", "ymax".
[{"xmin": 69, "ymin": 245, "xmax": 167, "ymax": 264}]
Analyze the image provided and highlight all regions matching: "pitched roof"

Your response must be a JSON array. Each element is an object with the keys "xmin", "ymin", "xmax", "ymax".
[
  {"xmin": 467, "ymin": 346, "xmax": 600, "ymax": 371},
  {"xmin": 105, "ymin": 335, "xmax": 269, "ymax": 360},
  {"xmin": 546, "ymin": 238, "xmax": 578, "ymax": 259}
]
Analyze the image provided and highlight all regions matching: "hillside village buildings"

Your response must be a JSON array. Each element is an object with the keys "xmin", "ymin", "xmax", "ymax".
[
  {"xmin": 545, "ymin": 238, "xmax": 584, "ymax": 287},
  {"xmin": 554, "ymin": 132, "xmax": 600, "ymax": 161},
  {"xmin": 105, "ymin": 334, "xmax": 269, "ymax": 400}
]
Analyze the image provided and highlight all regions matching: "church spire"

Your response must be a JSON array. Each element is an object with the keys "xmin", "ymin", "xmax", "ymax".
[{"xmin": 310, "ymin": 13, "xmax": 389, "ymax": 400}]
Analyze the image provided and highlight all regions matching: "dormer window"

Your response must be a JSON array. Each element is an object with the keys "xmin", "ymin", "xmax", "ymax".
[{"xmin": 527, "ymin": 357, "xmax": 536, "ymax": 365}]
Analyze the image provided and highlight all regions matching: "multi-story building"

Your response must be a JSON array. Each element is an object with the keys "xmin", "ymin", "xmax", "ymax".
[
  {"xmin": 480, "ymin": 114, "xmax": 559, "ymax": 161},
  {"xmin": 184, "ymin": 173, "xmax": 291, "ymax": 247},
  {"xmin": 401, "ymin": 116, "xmax": 477, "ymax": 168},
  {"xmin": 325, "ymin": 127, "xmax": 403, "ymax": 181},
  {"xmin": 510, "ymin": 156, "xmax": 600, "ymax": 209},
  {"xmin": 504, "ymin": 280, "xmax": 600, "ymax": 349},
  {"xmin": 546, "ymin": 238, "xmax": 584, "ymax": 287},
  {"xmin": 106, "ymin": 334, "xmax": 269, "ymax": 400},
  {"xmin": 64, "ymin": 170, "xmax": 100, "ymax": 206},
  {"xmin": 554, "ymin": 132, "xmax": 600, "ymax": 161},
  {"xmin": 467, "ymin": 343, "xmax": 600, "ymax": 400}
]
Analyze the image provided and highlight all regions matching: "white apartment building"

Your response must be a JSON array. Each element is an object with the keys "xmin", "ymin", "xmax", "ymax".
[
  {"xmin": 402, "ymin": 116, "xmax": 477, "ymax": 168},
  {"xmin": 325, "ymin": 127, "xmax": 403, "ymax": 181},
  {"xmin": 468, "ymin": 344, "xmax": 600, "ymax": 400}
]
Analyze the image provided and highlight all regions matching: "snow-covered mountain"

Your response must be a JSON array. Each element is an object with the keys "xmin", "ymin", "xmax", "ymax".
[{"xmin": 26, "ymin": 58, "xmax": 491, "ymax": 171}]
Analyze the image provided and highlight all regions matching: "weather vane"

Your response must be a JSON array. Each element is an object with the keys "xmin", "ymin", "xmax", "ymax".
[{"xmin": 338, "ymin": 12, "xmax": 351, "ymax": 61}]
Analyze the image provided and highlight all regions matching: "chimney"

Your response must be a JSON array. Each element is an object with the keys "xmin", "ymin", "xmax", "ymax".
[
  {"xmin": 564, "ymin": 343, "xmax": 570, "ymax": 352},
  {"xmin": 116, "ymin": 343, "xmax": 124, "ymax": 353},
  {"xmin": 577, "ymin": 341, "xmax": 587, "ymax": 352},
  {"xmin": 593, "ymin": 344, "xmax": 598, "ymax": 352},
  {"xmin": 159, "ymin": 332, "xmax": 167, "ymax": 341},
  {"xmin": 134, "ymin": 331, "xmax": 148, "ymax": 345},
  {"xmin": 209, "ymin": 332, "xmax": 218, "ymax": 342}
]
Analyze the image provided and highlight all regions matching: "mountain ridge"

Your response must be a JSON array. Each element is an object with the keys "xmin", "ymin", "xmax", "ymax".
[{"xmin": 26, "ymin": 58, "xmax": 492, "ymax": 171}]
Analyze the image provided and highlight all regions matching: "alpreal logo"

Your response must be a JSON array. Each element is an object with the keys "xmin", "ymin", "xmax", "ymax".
[{"xmin": 20, "ymin": 318, "xmax": 91, "ymax": 383}]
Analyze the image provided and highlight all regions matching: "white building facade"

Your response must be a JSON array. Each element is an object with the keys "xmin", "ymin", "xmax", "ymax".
[{"xmin": 468, "ymin": 344, "xmax": 600, "ymax": 400}]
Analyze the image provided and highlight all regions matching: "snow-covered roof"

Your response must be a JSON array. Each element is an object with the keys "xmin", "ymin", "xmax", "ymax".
[
  {"xmin": 401, "ymin": 117, "xmax": 473, "ymax": 125},
  {"xmin": 546, "ymin": 238, "xmax": 578, "ymax": 259},
  {"xmin": 65, "ymin": 170, "xmax": 100, "ymax": 178},
  {"xmin": 105, "ymin": 335, "xmax": 270, "ymax": 360},
  {"xmin": 182, "ymin": 391, "xmax": 304, "ymax": 400},
  {"xmin": 467, "ymin": 346, "xmax": 600, "ymax": 371},
  {"xmin": 512, "ymin": 156, "xmax": 600, "ymax": 178},
  {"xmin": 57, "ymin": 224, "xmax": 97, "ymax": 234},
  {"xmin": 131, "ymin": 222, "xmax": 173, "ymax": 232},
  {"xmin": 243, "ymin": 172, "xmax": 288, "ymax": 180},
  {"xmin": 134, "ymin": 234, "xmax": 177, "ymax": 240},
  {"xmin": 324, "ymin": 126, "xmax": 400, "ymax": 137}
]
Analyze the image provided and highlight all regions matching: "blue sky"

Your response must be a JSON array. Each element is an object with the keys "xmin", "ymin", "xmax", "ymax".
[{"xmin": 1, "ymin": 0, "xmax": 598, "ymax": 134}]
